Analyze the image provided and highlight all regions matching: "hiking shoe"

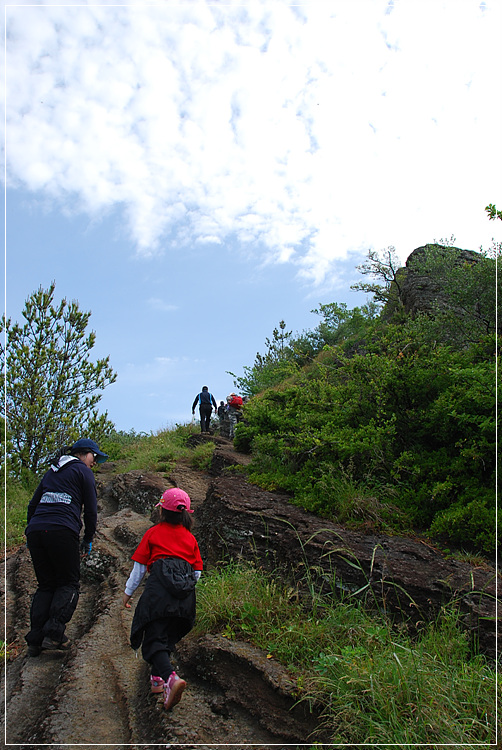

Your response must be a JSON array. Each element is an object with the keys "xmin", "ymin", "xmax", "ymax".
[
  {"xmin": 150, "ymin": 675, "xmax": 165, "ymax": 694},
  {"xmin": 163, "ymin": 671, "xmax": 186, "ymax": 710},
  {"xmin": 27, "ymin": 644, "xmax": 43, "ymax": 657},
  {"xmin": 41, "ymin": 635, "xmax": 70, "ymax": 651}
]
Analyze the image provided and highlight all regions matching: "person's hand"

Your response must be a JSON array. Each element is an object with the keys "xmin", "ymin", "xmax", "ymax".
[
  {"xmin": 80, "ymin": 540, "xmax": 92, "ymax": 556},
  {"xmin": 123, "ymin": 593, "xmax": 132, "ymax": 609}
]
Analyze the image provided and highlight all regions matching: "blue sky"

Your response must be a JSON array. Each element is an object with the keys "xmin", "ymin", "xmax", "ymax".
[{"xmin": 3, "ymin": 0, "xmax": 501, "ymax": 434}]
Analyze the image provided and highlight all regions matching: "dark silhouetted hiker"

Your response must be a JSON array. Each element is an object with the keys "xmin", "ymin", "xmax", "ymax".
[
  {"xmin": 217, "ymin": 400, "xmax": 226, "ymax": 426},
  {"xmin": 192, "ymin": 386, "xmax": 217, "ymax": 433}
]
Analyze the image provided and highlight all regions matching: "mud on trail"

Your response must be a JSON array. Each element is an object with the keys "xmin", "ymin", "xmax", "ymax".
[{"xmin": 2, "ymin": 437, "xmax": 317, "ymax": 749}]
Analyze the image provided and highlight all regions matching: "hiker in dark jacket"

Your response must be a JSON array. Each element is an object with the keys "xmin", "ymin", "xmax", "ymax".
[
  {"xmin": 191, "ymin": 386, "xmax": 217, "ymax": 433},
  {"xmin": 24, "ymin": 438, "xmax": 108, "ymax": 656},
  {"xmin": 217, "ymin": 400, "xmax": 226, "ymax": 427},
  {"xmin": 123, "ymin": 488, "xmax": 203, "ymax": 711}
]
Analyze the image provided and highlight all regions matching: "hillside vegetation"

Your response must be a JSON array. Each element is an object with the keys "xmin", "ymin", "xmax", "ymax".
[{"xmin": 231, "ymin": 243, "xmax": 498, "ymax": 555}]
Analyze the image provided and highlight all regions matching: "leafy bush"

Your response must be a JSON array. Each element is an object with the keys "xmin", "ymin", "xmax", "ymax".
[
  {"xmin": 99, "ymin": 428, "xmax": 150, "ymax": 461},
  {"xmin": 239, "ymin": 317, "xmax": 495, "ymax": 553},
  {"xmin": 117, "ymin": 423, "xmax": 198, "ymax": 472},
  {"xmin": 429, "ymin": 497, "xmax": 496, "ymax": 553}
]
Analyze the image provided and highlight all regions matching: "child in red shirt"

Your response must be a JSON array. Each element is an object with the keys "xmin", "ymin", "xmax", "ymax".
[{"xmin": 123, "ymin": 488, "xmax": 203, "ymax": 710}]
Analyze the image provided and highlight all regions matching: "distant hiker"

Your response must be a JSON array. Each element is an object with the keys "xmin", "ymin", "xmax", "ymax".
[
  {"xmin": 226, "ymin": 392, "xmax": 243, "ymax": 439},
  {"xmin": 192, "ymin": 386, "xmax": 217, "ymax": 433},
  {"xmin": 123, "ymin": 488, "xmax": 203, "ymax": 711},
  {"xmin": 24, "ymin": 438, "xmax": 108, "ymax": 656},
  {"xmin": 217, "ymin": 400, "xmax": 226, "ymax": 424}
]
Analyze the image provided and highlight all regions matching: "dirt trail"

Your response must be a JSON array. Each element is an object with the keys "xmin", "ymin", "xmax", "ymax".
[{"xmin": 2, "ymin": 440, "xmax": 307, "ymax": 748}]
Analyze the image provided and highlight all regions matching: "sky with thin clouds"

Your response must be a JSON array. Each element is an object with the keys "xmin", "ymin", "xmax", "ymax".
[{"xmin": 3, "ymin": 0, "xmax": 501, "ymax": 433}]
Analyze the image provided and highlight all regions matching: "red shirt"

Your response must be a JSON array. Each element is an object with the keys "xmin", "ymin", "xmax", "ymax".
[{"xmin": 131, "ymin": 522, "xmax": 203, "ymax": 572}]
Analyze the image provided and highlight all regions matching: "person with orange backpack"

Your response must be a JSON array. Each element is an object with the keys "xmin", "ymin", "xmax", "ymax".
[{"xmin": 226, "ymin": 392, "xmax": 243, "ymax": 439}]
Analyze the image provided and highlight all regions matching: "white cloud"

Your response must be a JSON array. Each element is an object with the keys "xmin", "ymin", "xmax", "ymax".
[
  {"xmin": 147, "ymin": 298, "xmax": 178, "ymax": 313},
  {"xmin": 119, "ymin": 355, "xmax": 188, "ymax": 387},
  {"xmin": 3, "ymin": 0, "xmax": 501, "ymax": 282}
]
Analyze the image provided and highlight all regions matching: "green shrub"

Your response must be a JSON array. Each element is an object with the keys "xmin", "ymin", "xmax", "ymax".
[
  {"xmin": 240, "ymin": 325, "xmax": 495, "ymax": 553},
  {"xmin": 119, "ymin": 423, "xmax": 197, "ymax": 472},
  {"xmin": 429, "ymin": 497, "xmax": 496, "ymax": 554},
  {"xmin": 232, "ymin": 423, "xmax": 254, "ymax": 453}
]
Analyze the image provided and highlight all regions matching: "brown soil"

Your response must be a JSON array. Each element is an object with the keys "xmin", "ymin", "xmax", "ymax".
[{"xmin": 2, "ymin": 438, "xmax": 314, "ymax": 749}]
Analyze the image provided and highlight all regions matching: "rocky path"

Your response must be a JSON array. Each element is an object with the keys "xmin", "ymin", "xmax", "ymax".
[
  {"xmin": 2, "ymin": 438, "xmax": 314, "ymax": 748},
  {"xmin": 3, "ymin": 434, "xmax": 497, "ymax": 748}
]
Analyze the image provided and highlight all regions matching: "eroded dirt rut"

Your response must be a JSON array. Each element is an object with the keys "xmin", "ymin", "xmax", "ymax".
[{"xmin": 2, "ymin": 442, "xmax": 311, "ymax": 748}]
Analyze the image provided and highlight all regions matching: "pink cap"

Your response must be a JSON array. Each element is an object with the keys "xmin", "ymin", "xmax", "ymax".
[{"xmin": 156, "ymin": 487, "xmax": 193, "ymax": 513}]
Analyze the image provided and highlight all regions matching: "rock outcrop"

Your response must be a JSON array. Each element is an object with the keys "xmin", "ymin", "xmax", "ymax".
[
  {"xmin": 398, "ymin": 244, "xmax": 482, "ymax": 317},
  {"xmin": 197, "ymin": 473, "xmax": 498, "ymax": 660},
  {"xmin": 97, "ymin": 467, "xmax": 170, "ymax": 515},
  {"xmin": 177, "ymin": 634, "xmax": 326, "ymax": 742}
]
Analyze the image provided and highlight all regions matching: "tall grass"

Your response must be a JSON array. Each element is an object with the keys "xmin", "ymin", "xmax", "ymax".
[
  {"xmin": 4, "ymin": 478, "xmax": 36, "ymax": 547},
  {"xmin": 195, "ymin": 562, "xmax": 497, "ymax": 745},
  {"xmin": 189, "ymin": 441, "xmax": 215, "ymax": 471},
  {"xmin": 116, "ymin": 423, "xmax": 199, "ymax": 473}
]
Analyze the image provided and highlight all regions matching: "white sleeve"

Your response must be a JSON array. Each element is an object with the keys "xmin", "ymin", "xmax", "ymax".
[
  {"xmin": 194, "ymin": 570, "xmax": 202, "ymax": 581},
  {"xmin": 125, "ymin": 561, "xmax": 147, "ymax": 596}
]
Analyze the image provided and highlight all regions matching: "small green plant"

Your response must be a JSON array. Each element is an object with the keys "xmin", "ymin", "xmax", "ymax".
[
  {"xmin": 190, "ymin": 442, "xmax": 215, "ymax": 471},
  {"xmin": 310, "ymin": 461, "xmax": 409, "ymax": 533},
  {"xmin": 429, "ymin": 497, "xmax": 496, "ymax": 554}
]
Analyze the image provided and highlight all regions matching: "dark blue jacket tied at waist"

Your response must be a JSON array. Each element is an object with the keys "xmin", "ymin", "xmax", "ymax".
[{"xmin": 130, "ymin": 557, "xmax": 197, "ymax": 651}]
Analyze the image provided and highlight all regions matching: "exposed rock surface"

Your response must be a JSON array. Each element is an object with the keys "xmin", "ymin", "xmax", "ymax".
[
  {"xmin": 177, "ymin": 634, "xmax": 324, "ymax": 742},
  {"xmin": 399, "ymin": 244, "xmax": 482, "ymax": 317},
  {"xmin": 97, "ymin": 467, "xmax": 171, "ymax": 515},
  {"xmin": 197, "ymin": 474, "xmax": 498, "ymax": 660}
]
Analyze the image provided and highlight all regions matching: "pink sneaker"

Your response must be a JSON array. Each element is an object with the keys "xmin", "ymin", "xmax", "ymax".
[
  {"xmin": 163, "ymin": 671, "xmax": 186, "ymax": 710},
  {"xmin": 150, "ymin": 675, "xmax": 165, "ymax": 694}
]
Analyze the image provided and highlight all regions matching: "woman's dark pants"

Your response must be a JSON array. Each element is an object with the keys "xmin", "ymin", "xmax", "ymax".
[{"xmin": 25, "ymin": 528, "xmax": 80, "ymax": 649}]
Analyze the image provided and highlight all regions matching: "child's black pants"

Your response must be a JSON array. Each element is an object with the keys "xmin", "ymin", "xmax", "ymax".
[{"xmin": 141, "ymin": 617, "xmax": 189, "ymax": 680}]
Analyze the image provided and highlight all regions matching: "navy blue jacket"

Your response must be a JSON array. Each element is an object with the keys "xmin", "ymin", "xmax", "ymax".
[
  {"xmin": 192, "ymin": 391, "xmax": 217, "ymax": 411},
  {"xmin": 26, "ymin": 457, "xmax": 98, "ymax": 542}
]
